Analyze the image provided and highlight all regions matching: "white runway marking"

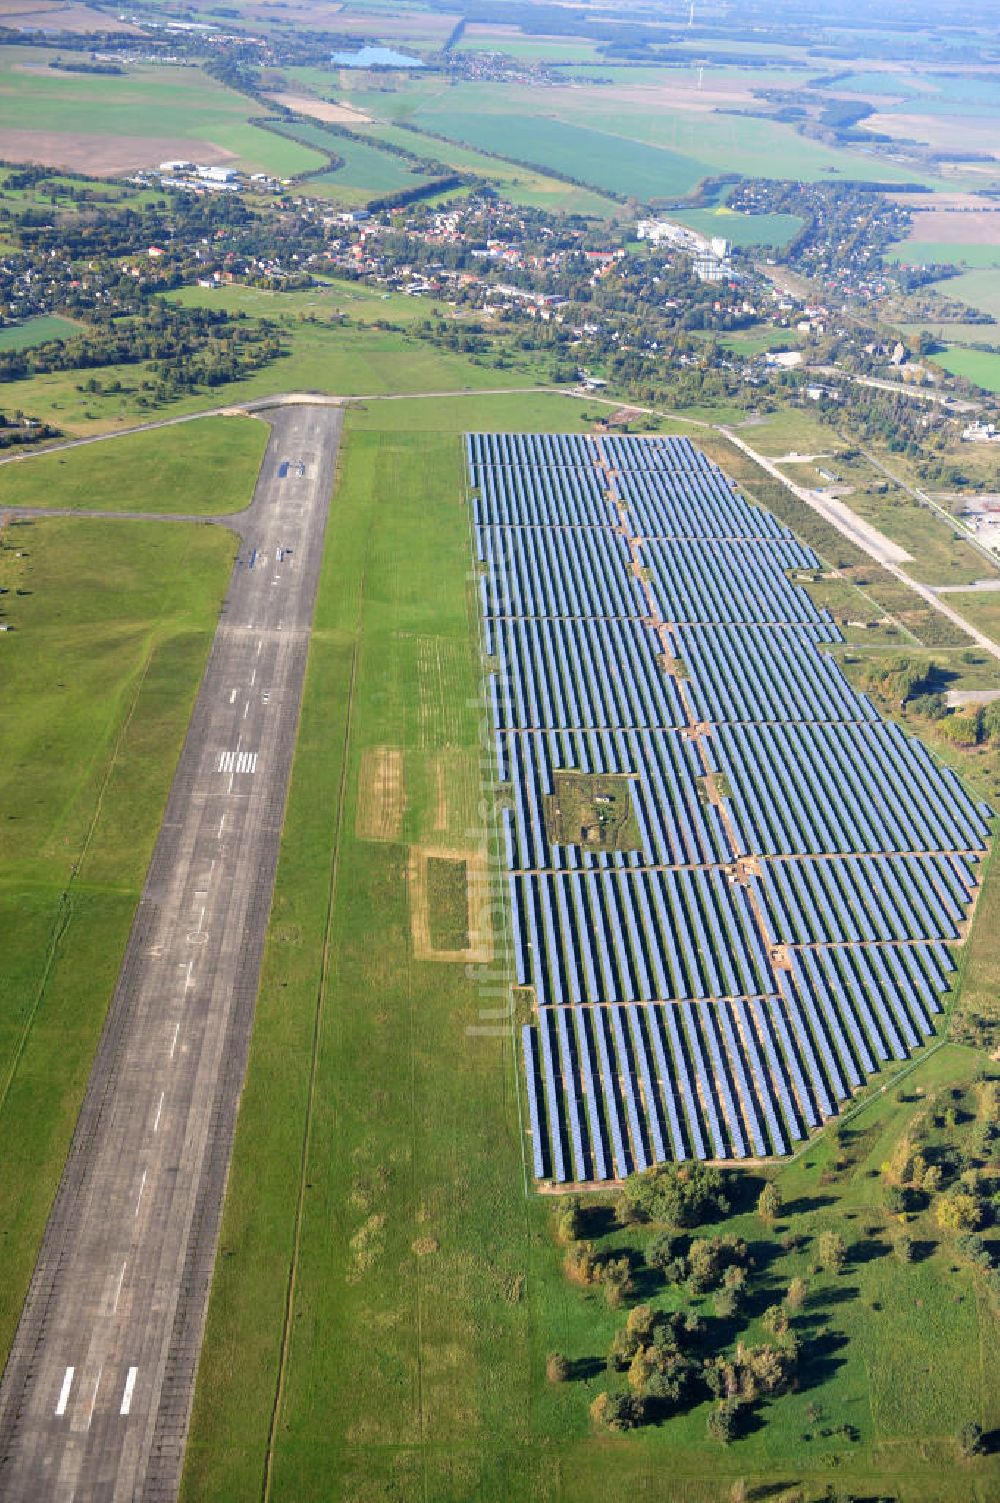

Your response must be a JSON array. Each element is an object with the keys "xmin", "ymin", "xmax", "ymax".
[
  {"xmin": 229, "ymin": 689, "xmax": 237, "ymax": 704},
  {"xmin": 217, "ymin": 815, "xmax": 225, "ymax": 840},
  {"xmin": 250, "ymin": 668, "xmax": 256, "ymax": 686},
  {"xmin": 120, "ymin": 1367, "xmax": 138, "ymax": 1417},
  {"xmin": 112, "ymin": 1260, "xmax": 126, "ymax": 1313},
  {"xmin": 185, "ymin": 960, "xmax": 194, "ymax": 990},
  {"xmin": 170, "ymin": 1022, "xmax": 180, "ymax": 1059},
  {"xmin": 134, "ymin": 1170, "xmax": 147, "ymax": 1218},
  {"xmin": 244, "ymin": 701, "xmax": 249, "ymax": 718},
  {"xmin": 55, "ymin": 1367, "xmax": 74, "ymax": 1417},
  {"xmin": 257, "ymin": 640, "xmax": 263, "ymax": 656},
  {"xmin": 153, "ymin": 1092, "xmax": 164, "ymax": 1134}
]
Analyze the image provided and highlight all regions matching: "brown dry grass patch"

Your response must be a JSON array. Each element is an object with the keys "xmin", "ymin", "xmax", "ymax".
[
  {"xmin": 356, "ymin": 745, "xmax": 405, "ymax": 842},
  {"xmin": 264, "ymin": 91, "xmax": 371, "ymax": 125},
  {"xmin": 408, "ymin": 844, "xmax": 492, "ymax": 963}
]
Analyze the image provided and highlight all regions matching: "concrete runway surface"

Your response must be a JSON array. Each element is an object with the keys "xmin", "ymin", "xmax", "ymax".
[{"xmin": 0, "ymin": 402, "xmax": 342, "ymax": 1502}]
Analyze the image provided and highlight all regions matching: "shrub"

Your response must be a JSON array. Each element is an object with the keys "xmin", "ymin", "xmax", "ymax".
[
  {"xmin": 546, "ymin": 1351, "xmax": 570, "ymax": 1383},
  {"xmin": 958, "ymin": 1420, "xmax": 984, "ymax": 1457}
]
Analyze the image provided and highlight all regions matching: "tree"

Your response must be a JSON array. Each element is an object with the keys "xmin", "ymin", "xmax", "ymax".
[
  {"xmin": 590, "ymin": 1391, "xmax": 646, "ymax": 1431},
  {"xmin": 646, "ymin": 1230, "xmax": 678, "ymax": 1272},
  {"xmin": 707, "ymin": 1398, "xmax": 742, "ymax": 1444},
  {"xmin": 546, "ymin": 1351, "xmax": 570, "ymax": 1383},
  {"xmin": 895, "ymin": 1235, "xmax": 915, "ymax": 1264},
  {"xmin": 936, "ymin": 1190, "xmax": 983, "ymax": 1234},
  {"xmin": 761, "ymin": 1303, "xmax": 790, "ymax": 1336},
  {"xmin": 621, "ymin": 1162, "xmax": 730, "ymax": 1228},
  {"xmin": 757, "ymin": 1181, "xmax": 782, "ymax": 1223},
  {"xmin": 626, "ymin": 1304, "xmax": 657, "ymax": 1340},
  {"xmin": 958, "ymin": 1420, "xmax": 984, "ymax": 1457},
  {"xmin": 601, "ymin": 1255, "xmax": 633, "ymax": 1307},
  {"xmin": 785, "ymin": 1276, "xmax": 808, "ymax": 1312},
  {"xmin": 556, "ymin": 1199, "xmax": 584, "ymax": 1243},
  {"xmin": 818, "ymin": 1229, "xmax": 848, "ymax": 1274}
]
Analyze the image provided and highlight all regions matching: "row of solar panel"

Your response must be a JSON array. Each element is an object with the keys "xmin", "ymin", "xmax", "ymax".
[{"xmin": 522, "ymin": 948, "xmax": 952, "ymax": 1181}]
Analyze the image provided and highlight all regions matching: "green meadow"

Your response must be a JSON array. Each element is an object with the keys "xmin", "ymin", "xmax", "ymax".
[
  {"xmin": 0, "ymin": 314, "xmax": 80, "ymax": 351},
  {"xmin": 0, "ymin": 415, "xmax": 268, "ymax": 515},
  {"xmin": 0, "ymin": 509, "xmax": 237, "ymax": 1364},
  {"xmin": 931, "ymin": 346, "xmax": 1000, "ymax": 394}
]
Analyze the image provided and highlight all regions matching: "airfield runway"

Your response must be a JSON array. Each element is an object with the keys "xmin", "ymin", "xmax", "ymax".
[{"xmin": 0, "ymin": 403, "xmax": 342, "ymax": 1502}]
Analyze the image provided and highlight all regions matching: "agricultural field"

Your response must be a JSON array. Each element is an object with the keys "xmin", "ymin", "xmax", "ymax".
[
  {"xmin": 0, "ymin": 508, "xmax": 236, "ymax": 1365},
  {"xmin": 263, "ymin": 114, "xmax": 441, "ymax": 203},
  {"xmin": 667, "ymin": 207, "xmax": 805, "ymax": 250},
  {"xmin": 0, "ymin": 414, "xmax": 268, "ymax": 515},
  {"xmin": 183, "ymin": 407, "xmax": 1000, "ymax": 1501},
  {"xmin": 0, "ymin": 48, "xmax": 325, "ymax": 176}
]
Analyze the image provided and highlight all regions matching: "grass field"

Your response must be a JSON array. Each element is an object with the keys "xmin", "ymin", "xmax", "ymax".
[
  {"xmin": 925, "ymin": 268, "xmax": 1000, "ymax": 323},
  {"xmin": 0, "ymin": 313, "xmax": 79, "ymax": 351},
  {"xmin": 931, "ymin": 346, "xmax": 1000, "ymax": 394},
  {"xmin": 0, "ymin": 511, "xmax": 234, "ymax": 1367},
  {"xmin": 0, "ymin": 314, "xmax": 547, "ymax": 436},
  {"xmin": 182, "ymin": 405, "xmax": 1000, "ymax": 1501},
  {"xmin": 668, "ymin": 207, "xmax": 805, "ymax": 249},
  {"xmin": 888, "ymin": 241, "xmax": 1000, "ymax": 270},
  {"xmin": 0, "ymin": 415, "xmax": 268, "ymax": 515}
]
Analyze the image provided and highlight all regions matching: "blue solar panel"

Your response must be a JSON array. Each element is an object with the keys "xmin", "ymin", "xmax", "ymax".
[{"xmin": 469, "ymin": 432, "xmax": 991, "ymax": 1182}]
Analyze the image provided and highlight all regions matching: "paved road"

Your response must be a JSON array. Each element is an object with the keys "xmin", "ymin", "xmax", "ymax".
[
  {"xmin": 720, "ymin": 426, "xmax": 913, "ymax": 566},
  {"xmin": 0, "ymin": 402, "xmax": 342, "ymax": 1503}
]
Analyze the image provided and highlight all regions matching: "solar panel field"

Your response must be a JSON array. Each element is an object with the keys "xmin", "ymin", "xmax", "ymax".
[{"xmin": 469, "ymin": 432, "xmax": 994, "ymax": 1185}]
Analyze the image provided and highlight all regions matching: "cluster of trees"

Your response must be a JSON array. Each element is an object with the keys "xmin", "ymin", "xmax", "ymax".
[
  {"xmin": 617, "ymin": 1161, "xmax": 732, "ymax": 1227},
  {"xmin": 0, "ymin": 306, "xmax": 282, "ymax": 389}
]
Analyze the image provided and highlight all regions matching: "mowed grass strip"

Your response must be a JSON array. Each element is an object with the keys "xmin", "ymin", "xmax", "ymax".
[
  {"xmin": 0, "ymin": 415, "xmax": 268, "ymax": 516},
  {"xmin": 181, "ymin": 422, "xmax": 542, "ymax": 1501},
  {"xmin": 0, "ymin": 513, "xmax": 234, "ymax": 1362}
]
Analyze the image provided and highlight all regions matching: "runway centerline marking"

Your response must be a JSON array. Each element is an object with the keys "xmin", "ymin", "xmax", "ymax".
[
  {"xmin": 134, "ymin": 1170, "xmax": 147, "ymax": 1218},
  {"xmin": 112, "ymin": 1260, "xmax": 127, "ymax": 1313},
  {"xmin": 120, "ymin": 1368, "xmax": 138, "ymax": 1417},
  {"xmin": 55, "ymin": 1367, "xmax": 74, "ymax": 1417},
  {"xmin": 153, "ymin": 1092, "xmax": 164, "ymax": 1134},
  {"xmin": 82, "ymin": 1367, "xmax": 102, "ymax": 1432},
  {"xmin": 169, "ymin": 1022, "xmax": 180, "ymax": 1059}
]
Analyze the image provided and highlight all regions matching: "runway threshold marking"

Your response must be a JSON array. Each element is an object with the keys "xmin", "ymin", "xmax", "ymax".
[
  {"xmin": 120, "ymin": 1368, "xmax": 138, "ymax": 1417},
  {"xmin": 55, "ymin": 1367, "xmax": 74, "ymax": 1417}
]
